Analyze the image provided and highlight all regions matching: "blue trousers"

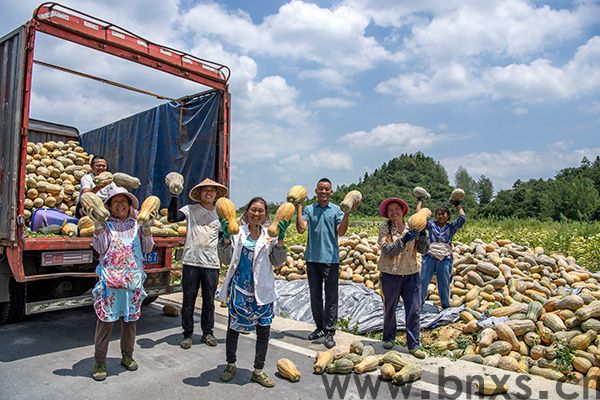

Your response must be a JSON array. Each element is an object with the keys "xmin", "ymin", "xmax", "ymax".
[
  {"xmin": 380, "ymin": 272, "xmax": 421, "ymax": 350},
  {"xmin": 420, "ymin": 255, "xmax": 452, "ymax": 308}
]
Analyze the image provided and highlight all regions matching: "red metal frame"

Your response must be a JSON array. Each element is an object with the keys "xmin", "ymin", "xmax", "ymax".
[{"xmin": 6, "ymin": 2, "xmax": 229, "ymax": 282}]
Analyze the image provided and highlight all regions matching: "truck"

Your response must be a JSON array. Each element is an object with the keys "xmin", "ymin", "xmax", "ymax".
[{"xmin": 0, "ymin": 2, "xmax": 231, "ymax": 324}]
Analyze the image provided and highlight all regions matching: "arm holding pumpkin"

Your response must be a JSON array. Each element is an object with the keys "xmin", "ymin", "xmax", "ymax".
[
  {"xmin": 217, "ymin": 236, "xmax": 233, "ymax": 265},
  {"xmin": 336, "ymin": 209, "xmax": 350, "ymax": 236},
  {"xmin": 295, "ymin": 204, "xmax": 307, "ymax": 234},
  {"xmin": 269, "ymin": 243, "xmax": 287, "ymax": 267},
  {"xmin": 415, "ymin": 231, "xmax": 430, "ymax": 254},
  {"xmin": 167, "ymin": 196, "xmax": 186, "ymax": 223}
]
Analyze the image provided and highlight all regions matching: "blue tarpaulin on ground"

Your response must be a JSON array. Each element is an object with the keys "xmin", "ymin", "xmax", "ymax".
[
  {"xmin": 80, "ymin": 90, "xmax": 224, "ymax": 205},
  {"xmin": 274, "ymin": 280, "xmax": 463, "ymax": 334}
]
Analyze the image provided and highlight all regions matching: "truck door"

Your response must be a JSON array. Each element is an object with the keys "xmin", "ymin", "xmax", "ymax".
[{"xmin": 0, "ymin": 26, "xmax": 27, "ymax": 246}]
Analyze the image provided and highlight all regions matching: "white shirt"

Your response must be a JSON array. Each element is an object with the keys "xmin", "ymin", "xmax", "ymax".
[
  {"xmin": 180, "ymin": 204, "xmax": 220, "ymax": 269},
  {"xmin": 79, "ymin": 173, "xmax": 118, "ymax": 201},
  {"xmin": 217, "ymin": 224, "xmax": 279, "ymax": 305}
]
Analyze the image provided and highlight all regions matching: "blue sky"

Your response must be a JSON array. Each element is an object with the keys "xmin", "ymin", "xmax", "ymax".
[{"xmin": 2, "ymin": 0, "xmax": 599, "ymax": 206}]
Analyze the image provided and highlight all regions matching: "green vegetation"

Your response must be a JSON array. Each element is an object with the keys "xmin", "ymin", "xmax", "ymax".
[{"xmin": 284, "ymin": 216, "xmax": 600, "ymax": 271}]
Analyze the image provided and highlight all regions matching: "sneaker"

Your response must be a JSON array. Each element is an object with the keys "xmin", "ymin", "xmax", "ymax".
[
  {"xmin": 324, "ymin": 333, "xmax": 336, "ymax": 349},
  {"xmin": 307, "ymin": 329, "xmax": 325, "ymax": 341},
  {"xmin": 92, "ymin": 363, "xmax": 106, "ymax": 381},
  {"xmin": 121, "ymin": 356, "xmax": 138, "ymax": 371},
  {"xmin": 410, "ymin": 347, "xmax": 427, "ymax": 359},
  {"xmin": 220, "ymin": 364, "xmax": 236, "ymax": 382},
  {"xmin": 251, "ymin": 371, "xmax": 275, "ymax": 388},
  {"xmin": 201, "ymin": 333, "xmax": 218, "ymax": 347},
  {"xmin": 180, "ymin": 336, "xmax": 193, "ymax": 349},
  {"xmin": 383, "ymin": 341, "xmax": 394, "ymax": 350}
]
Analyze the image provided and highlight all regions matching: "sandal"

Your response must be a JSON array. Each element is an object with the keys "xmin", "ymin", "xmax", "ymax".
[
  {"xmin": 251, "ymin": 371, "xmax": 275, "ymax": 388},
  {"xmin": 92, "ymin": 363, "xmax": 107, "ymax": 381},
  {"xmin": 220, "ymin": 364, "xmax": 236, "ymax": 382}
]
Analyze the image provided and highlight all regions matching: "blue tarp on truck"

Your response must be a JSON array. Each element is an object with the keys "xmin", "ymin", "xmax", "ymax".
[{"xmin": 80, "ymin": 89, "xmax": 224, "ymax": 205}]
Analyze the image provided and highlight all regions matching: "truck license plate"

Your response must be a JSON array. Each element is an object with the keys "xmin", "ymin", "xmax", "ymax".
[{"xmin": 144, "ymin": 251, "xmax": 158, "ymax": 264}]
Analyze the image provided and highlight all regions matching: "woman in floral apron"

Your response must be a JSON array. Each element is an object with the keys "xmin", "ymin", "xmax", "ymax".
[
  {"xmin": 88, "ymin": 186, "xmax": 155, "ymax": 381},
  {"xmin": 216, "ymin": 197, "xmax": 290, "ymax": 387}
]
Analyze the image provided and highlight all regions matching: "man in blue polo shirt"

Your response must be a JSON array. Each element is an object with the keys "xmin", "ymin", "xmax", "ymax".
[{"xmin": 296, "ymin": 178, "xmax": 350, "ymax": 348}]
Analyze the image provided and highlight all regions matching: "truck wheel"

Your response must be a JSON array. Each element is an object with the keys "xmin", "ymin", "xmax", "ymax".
[
  {"xmin": 0, "ymin": 279, "xmax": 26, "ymax": 324},
  {"xmin": 142, "ymin": 295, "xmax": 158, "ymax": 306}
]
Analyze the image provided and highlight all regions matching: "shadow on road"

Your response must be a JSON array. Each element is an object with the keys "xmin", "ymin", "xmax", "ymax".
[
  {"xmin": 183, "ymin": 364, "xmax": 256, "ymax": 388},
  {"xmin": 52, "ymin": 356, "xmax": 134, "ymax": 379},
  {"xmin": 0, "ymin": 304, "xmax": 181, "ymax": 362}
]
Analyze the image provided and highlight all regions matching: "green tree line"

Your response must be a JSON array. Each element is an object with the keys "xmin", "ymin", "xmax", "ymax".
[{"xmin": 328, "ymin": 153, "xmax": 600, "ymax": 221}]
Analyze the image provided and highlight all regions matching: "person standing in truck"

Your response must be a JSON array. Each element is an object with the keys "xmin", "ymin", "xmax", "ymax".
[
  {"xmin": 88, "ymin": 186, "xmax": 154, "ymax": 381},
  {"xmin": 295, "ymin": 178, "xmax": 351, "ymax": 349},
  {"xmin": 166, "ymin": 175, "xmax": 228, "ymax": 349},
  {"xmin": 75, "ymin": 156, "xmax": 118, "ymax": 218}
]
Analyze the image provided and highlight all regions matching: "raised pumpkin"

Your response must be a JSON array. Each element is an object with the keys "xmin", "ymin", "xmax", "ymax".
[
  {"xmin": 449, "ymin": 188, "xmax": 465, "ymax": 202},
  {"xmin": 215, "ymin": 197, "xmax": 239, "ymax": 235},
  {"xmin": 277, "ymin": 358, "xmax": 301, "ymax": 382},
  {"xmin": 413, "ymin": 186, "xmax": 430, "ymax": 200},
  {"xmin": 93, "ymin": 171, "xmax": 113, "ymax": 186},
  {"xmin": 267, "ymin": 202, "xmax": 295, "ymax": 238},
  {"xmin": 113, "ymin": 172, "xmax": 141, "ymax": 189},
  {"xmin": 407, "ymin": 208, "xmax": 431, "ymax": 231},
  {"xmin": 340, "ymin": 190, "xmax": 362, "ymax": 213},
  {"xmin": 286, "ymin": 185, "xmax": 308, "ymax": 205},
  {"xmin": 137, "ymin": 196, "xmax": 161, "ymax": 225},
  {"xmin": 165, "ymin": 172, "xmax": 184, "ymax": 195},
  {"xmin": 80, "ymin": 192, "xmax": 110, "ymax": 222}
]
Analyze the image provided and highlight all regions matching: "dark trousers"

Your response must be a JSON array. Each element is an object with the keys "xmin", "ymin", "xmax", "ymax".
[
  {"xmin": 225, "ymin": 324, "xmax": 270, "ymax": 369},
  {"xmin": 94, "ymin": 318, "xmax": 136, "ymax": 364},
  {"xmin": 181, "ymin": 264, "xmax": 219, "ymax": 338},
  {"xmin": 306, "ymin": 262, "xmax": 339, "ymax": 334},
  {"xmin": 380, "ymin": 272, "xmax": 422, "ymax": 350}
]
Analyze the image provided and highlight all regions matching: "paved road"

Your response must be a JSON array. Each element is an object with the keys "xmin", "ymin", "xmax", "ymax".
[
  {"xmin": 2, "ymin": 301, "xmax": 596, "ymax": 400},
  {"xmin": 0, "ymin": 302, "xmax": 445, "ymax": 400}
]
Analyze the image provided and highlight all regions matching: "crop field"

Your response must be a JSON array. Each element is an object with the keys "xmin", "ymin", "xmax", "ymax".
[{"xmin": 284, "ymin": 217, "xmax": 600, "ymax": 271}]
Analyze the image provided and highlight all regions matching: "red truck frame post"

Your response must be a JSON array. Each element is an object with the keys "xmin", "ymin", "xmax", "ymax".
[{"xmin": 2, "ymin": 2, "xmax": 230, "ymax": 314}]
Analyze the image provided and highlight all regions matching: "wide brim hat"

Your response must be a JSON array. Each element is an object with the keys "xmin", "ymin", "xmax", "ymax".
[
  {"xmin": 189, "ymin": 178, "xmax": 228, "ymax": 202},
  {"xmin": 104, "ymin": 186, "xmax": 139, "ymax": 210},
  {"xmin": 379, "ymin": 197, "xmax": 409, "ymax": 218}
]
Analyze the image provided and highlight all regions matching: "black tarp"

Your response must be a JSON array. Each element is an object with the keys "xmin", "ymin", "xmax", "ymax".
[{"xmin": 80, "ymin": 90, "xmax": 224, "ymax": 205}]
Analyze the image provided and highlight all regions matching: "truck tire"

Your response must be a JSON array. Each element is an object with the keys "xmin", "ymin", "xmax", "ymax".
[
  {"xmin": 0, "ymin": 278, "xmax": 26, "ymax": 324},
  {"xmin": 142, "ymin": 295, "xmax": 158, "ymax": 306}
]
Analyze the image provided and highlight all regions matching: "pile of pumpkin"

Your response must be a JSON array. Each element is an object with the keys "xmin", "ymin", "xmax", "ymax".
[
  {"xmin": 23, "ymin": 140, "xmax": 188, "ymax": 238},
  {"xmin": 439, "ymin": 239, "xmax": 600, "ymax": 389},
  {"xmin": 277, "ymin": 233, "xmax": 384, "ymax": 293},
  {"xmin": 280, "ymin": 234, "xmax": 600, "ymax": 388},
  {"xmin": 24, "ymin": 140, "xmax": 93, "ymax": 224},
  {"xmin": 276, "ymin": 340, "xmax": 505, "ymax": 395}
]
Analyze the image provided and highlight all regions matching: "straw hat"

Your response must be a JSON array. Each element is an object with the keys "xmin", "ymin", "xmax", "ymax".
[{"xmin": 189, "ymin": 178, "xmax": 228, "ymax": 202}]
